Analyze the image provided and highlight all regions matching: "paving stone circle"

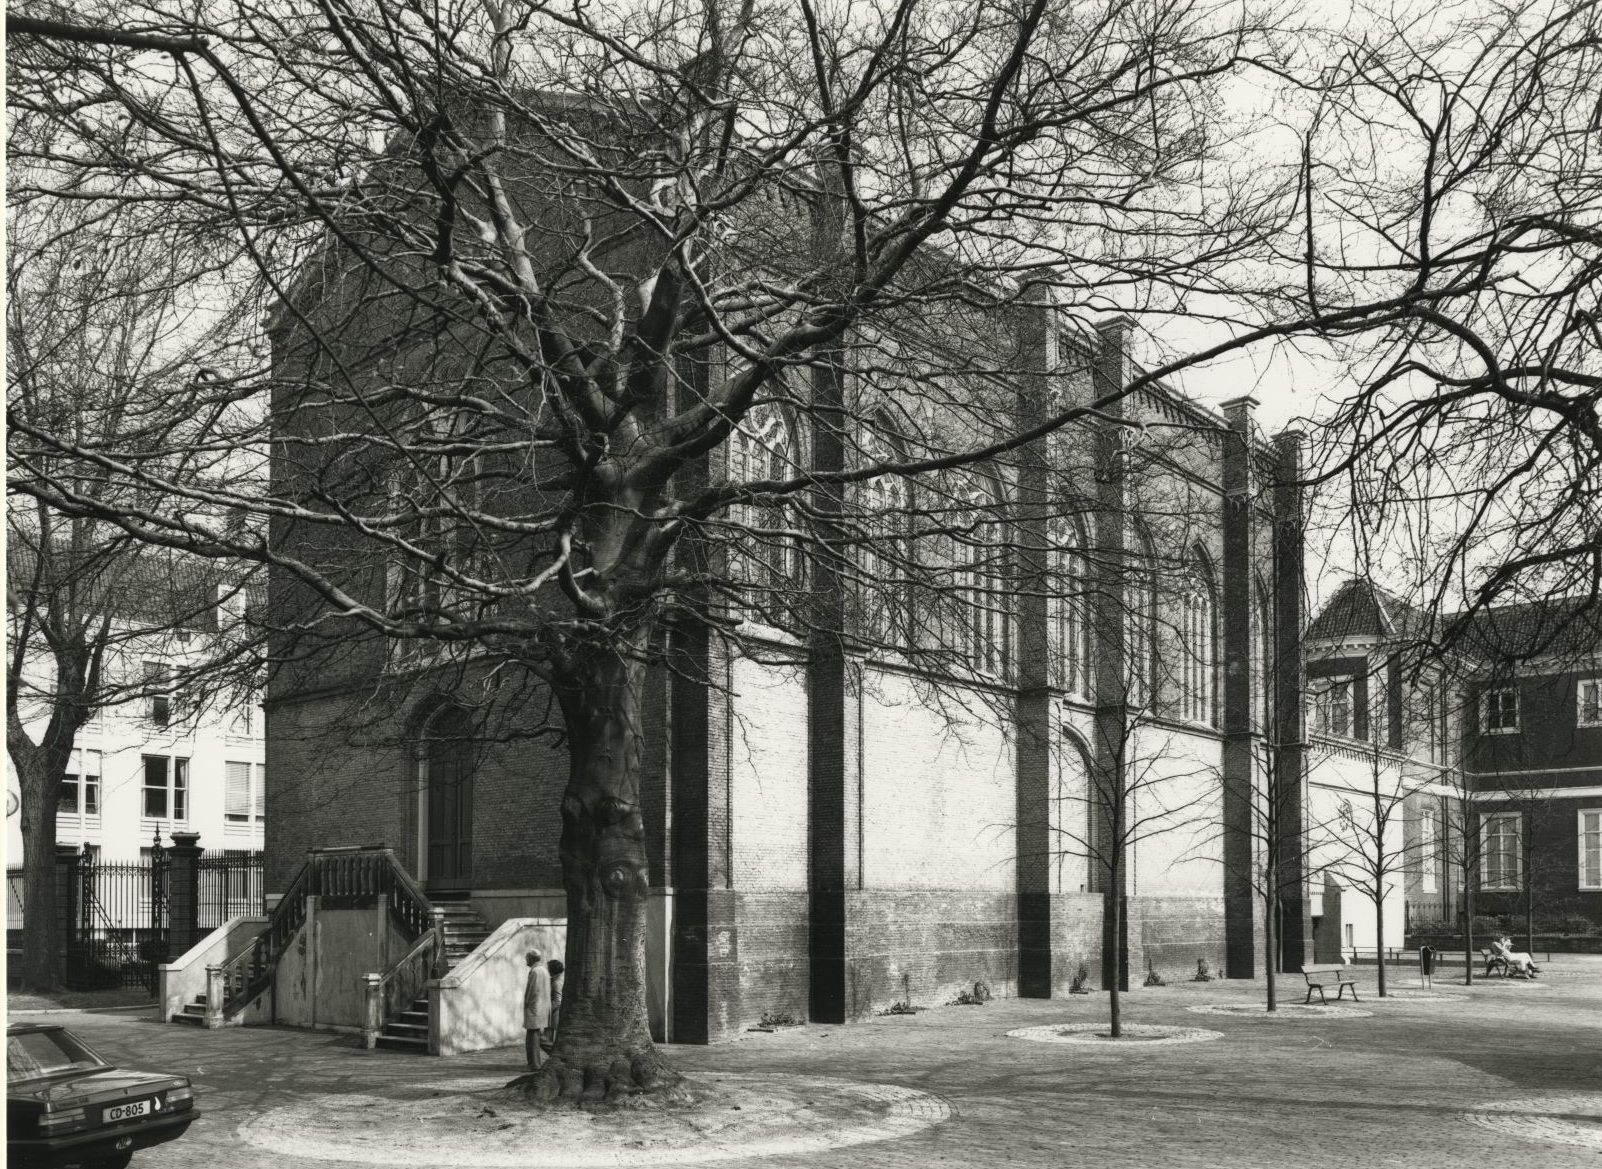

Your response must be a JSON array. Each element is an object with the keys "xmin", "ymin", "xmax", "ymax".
[
  {"xmin": 237, "ymin": 1071, "xmax": 952, "ymax": 1166},
  {"xmin": 1463, "ymin": 1095, "xmax": 1602, "ymax": 1151},
  {"xmin": 1008, "ymin": 1022, "xmax": 1223, "ymax": 1046},
  {"xmin": 1185, "ymin": 1003, "xmax": 1374, "ymax": 1020}
]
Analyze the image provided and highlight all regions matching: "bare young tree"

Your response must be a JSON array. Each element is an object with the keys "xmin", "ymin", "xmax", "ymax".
[{"xmin": 6, "ymin": 197, "xmax": 264, "ymax": 990}]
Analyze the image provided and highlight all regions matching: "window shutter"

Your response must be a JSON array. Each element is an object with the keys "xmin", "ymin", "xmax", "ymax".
[
  {"xmin": 226, "ymin": 762, "xmax": 251, "ymax": 820},
  {"xmin": 253, "ymin": 765, "xmax": 266, "ymax": 820}
]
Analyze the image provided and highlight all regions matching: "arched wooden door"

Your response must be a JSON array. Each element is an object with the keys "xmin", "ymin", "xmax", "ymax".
[{"xmin": 423, "ymin": 706, "xmax": 474, "ymax": 892}]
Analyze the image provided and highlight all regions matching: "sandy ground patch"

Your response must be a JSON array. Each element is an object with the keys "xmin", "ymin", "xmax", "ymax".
[
  {"xmin": 1007, "ymin": 1022, "xmax": 1223, "ymax": 1046},
  {"xmin": 1186, "ymin": 1003, "xmax": 1375, "ymax": 1019},
  {"xmin": 237, "ymin": 1072, "xmax": 951, "ymax": 1167},
  {"xmin": 1464, "ymin": 1095, "xmax": 1602, "ymax": 1151}
]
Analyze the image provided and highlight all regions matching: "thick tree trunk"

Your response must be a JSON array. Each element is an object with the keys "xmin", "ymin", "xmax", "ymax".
[
  {"xmin": 14, "ymin": 748, "xmax": 68, "ymax": 992},
  {"xmin": 517, "ymin": 636, "xmax": 680, "ymax": 1104}
]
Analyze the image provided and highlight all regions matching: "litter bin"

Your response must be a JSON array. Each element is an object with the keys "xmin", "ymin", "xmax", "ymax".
[{"xmin": 1418, "ymin": 945, "xmax": 1435, "ymax": 987}]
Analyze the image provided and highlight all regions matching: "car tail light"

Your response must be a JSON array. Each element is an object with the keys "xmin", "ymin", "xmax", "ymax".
[
  {"xmin": 166, "ymin": 1086, "xmax": 195, "ymax": 1110},
  {"xmin": 39, "ymin": 1107, "xmax": 89, "ymax": 1134}
]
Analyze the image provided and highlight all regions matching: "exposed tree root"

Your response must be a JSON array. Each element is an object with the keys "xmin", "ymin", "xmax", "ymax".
[{"xmin": 505, "ymin": 1051, "xmax": 687, "ymax": 1110}]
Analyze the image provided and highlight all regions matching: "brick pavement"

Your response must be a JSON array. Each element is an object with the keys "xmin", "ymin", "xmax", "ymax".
[{"xmin": 16, "ymin": 957, "xmax": 1602, "ymax": 1169}]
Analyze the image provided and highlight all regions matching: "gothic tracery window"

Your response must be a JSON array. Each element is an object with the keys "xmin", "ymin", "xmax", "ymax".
[
  {"xmin": 727, "ymin": 402, "xmax": 804, "ymax": 625},
  {"xmin": 1178, "ymin": 547, "xmax": 1218, "ymax": 725},
  {"xmin": 1050, "ymin": 515, "xmax": 1094, "ymax": 698}
]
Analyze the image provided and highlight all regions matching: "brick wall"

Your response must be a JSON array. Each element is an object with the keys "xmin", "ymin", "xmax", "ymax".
[
  {"xmin": 844, "ymin": 889, "xmax": 1018, "ymax": 1017},
  {"xmin": 1049, "ymin": 891, "xmax": 1104, "ymax": 994},
  {"xmin": 264, "ymin": 695, "xmax": 410, "ymax": 891},
  {"xmin": 264, "ymin": 665, "xmax": 569, "ymax": 894},
  {"xmin": 1129, "ymin": 895, "xmax": 1230, "ymax": 980}
]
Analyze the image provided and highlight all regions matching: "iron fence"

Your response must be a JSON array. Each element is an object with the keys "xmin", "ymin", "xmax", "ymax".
[
  {"xmin": 11, "ymin": 846, "xmax": 264, "ymax": 991},
  {"xmin": 68, "ymin": 846, "xmax": 168, "ymax": 992},
  {"xmin": 7, "ymin": 867, "xmax": 23, "ymax": 952},
  {"xmin": 199, "ymin": 851, "xmax": 265, "ymax": 930}
]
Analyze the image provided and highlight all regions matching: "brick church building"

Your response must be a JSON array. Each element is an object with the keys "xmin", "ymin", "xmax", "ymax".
[{"xmin": 262, "ymin": 299, "xmax": 1312, "ymax": 1042}]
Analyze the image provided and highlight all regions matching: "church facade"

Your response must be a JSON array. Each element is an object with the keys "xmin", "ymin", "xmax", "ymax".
[{"xmin": 263, "ymin": 299, "xmax": 1311, "ymax": 1042}]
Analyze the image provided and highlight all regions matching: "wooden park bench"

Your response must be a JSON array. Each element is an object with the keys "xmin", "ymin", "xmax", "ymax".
[
  {"xmin": 1481, "ymin": 947, "xmax": 1511, "ymax": 978},
  {"xmin": 1301, "ymin": 963, "xmax": 1361, "ymax": 1005}
]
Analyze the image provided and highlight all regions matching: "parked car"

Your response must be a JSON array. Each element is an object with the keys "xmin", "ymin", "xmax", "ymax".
[{"xmin": 6, "ymin": 1023, "xmax": 198, "ymax": 1169}]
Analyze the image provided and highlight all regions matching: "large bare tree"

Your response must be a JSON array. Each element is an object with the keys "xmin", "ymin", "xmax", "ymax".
[{"xmin": 15, "ymin": 0, "xmax": 1578, "ymax": 1098}]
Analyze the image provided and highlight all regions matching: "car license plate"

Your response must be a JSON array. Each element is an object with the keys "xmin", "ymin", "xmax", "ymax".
[{"xmin": 105, "ymin": 1099, "xmax": 151, "ymax": 1122}]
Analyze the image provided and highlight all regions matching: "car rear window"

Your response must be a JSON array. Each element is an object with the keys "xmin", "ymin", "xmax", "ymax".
[{"xmin": 7, "ymin": 1030, "xmax": 107, "ymax": 1082}]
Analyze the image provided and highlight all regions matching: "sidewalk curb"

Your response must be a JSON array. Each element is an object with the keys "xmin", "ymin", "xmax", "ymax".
[{"xmin": 8, "ymin": 1003, "xmax": 157, "ymax": 1015}]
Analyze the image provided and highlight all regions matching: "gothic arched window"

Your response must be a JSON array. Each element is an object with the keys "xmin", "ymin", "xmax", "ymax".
[
  {"xmin": 726, "ymin": 402, "xmax": 804, "ymax": 624},
  {"xmin": 1124, "ymin": 523, "xmax": 1156, "ymax": 707},
  {"xmin": 1050, "ymin": 515, "xmax": 1094, "ymax": 698},
  {"xmin": 1178, "ymin": 547, "xmax": 1218, "ymax": 725}
]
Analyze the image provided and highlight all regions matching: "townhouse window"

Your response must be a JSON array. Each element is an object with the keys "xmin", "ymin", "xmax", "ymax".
[
  {"xmin": 225, "ymin": 762, "xmax": 266, "ymax": 823},
  {"xmin": 1482, "ymin": 687, "xmax": 1519, "ymax": 734},
  {"xmin": 225, "ymin": 755, "xmax": 265, "ymax": 819},
  {"xmin": 1580, "ymin": 810, "xmax": 1602, "ymax": 891},
  {"xmin": 1419, "ymin": 806, "xmax": 1438, "ymax": 894},
  {"xmin": 1420, "ymin": 682, "xmax": 1444, "ymax": 763},
  {"xmin": 144, "ymin": 661, "xmax": 171, "ymax": 727},
  {"xmin": 1481, "ymin": 811, "xmax": 1522, "ymax": 890},
  {"xmin": 142, "ymin": 755, "xmax": 189, "ymax": 821},
  {"xmin": 57, "ymin": 750, "xmax": 101, "ymax": 817},
  {"xmin": 1312, "ymin": 676, "xmax": 1356, "ymax": 739},
  {"xmin": 1578, "ymin": 679, "xmax": 1602, "ymax": 728}
]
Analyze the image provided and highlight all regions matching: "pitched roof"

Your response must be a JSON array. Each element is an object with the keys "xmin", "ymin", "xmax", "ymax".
[
  {"xmin": 1308, "ymin": 576, "xmax": 1602, "ymax": 667},
  {"xmin": 1306, "ymin": 577, "xmax": 1419, "ymax": 643},
  {"xmin": 1448, "ymin": 594, "xmax": 1602, "ymax": 664}
]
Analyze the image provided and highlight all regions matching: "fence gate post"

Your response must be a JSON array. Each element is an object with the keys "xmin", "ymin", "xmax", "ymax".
[
  {"xmin": 166, "ymin": 832, "xmax": 204, "ymax": 958},
  {"xmin": 52, "ymin": 845, "xmax": 82, "ymax": 986}
]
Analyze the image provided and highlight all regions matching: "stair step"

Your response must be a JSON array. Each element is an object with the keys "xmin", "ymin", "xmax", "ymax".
[
  {"xmin": 375, "ymin": 1034, "xmax": 430, "ymax": 1052},
  {"xmin": 172, "ymin": 1012, "xmax": 205, "ymax": 1027},
  {"xmin": 384, "ymin": 1021, "xmax": 428, "ymax": 1037}
]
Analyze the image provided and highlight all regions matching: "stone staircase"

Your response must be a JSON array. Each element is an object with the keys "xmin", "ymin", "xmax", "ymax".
[
  {"xmin": 168, "ymin": 895, "xmax": 494, "ymax": 1046},
  {"xmin": 374, "ymin": 898, "xmax": 492, "ymax": 1053}
]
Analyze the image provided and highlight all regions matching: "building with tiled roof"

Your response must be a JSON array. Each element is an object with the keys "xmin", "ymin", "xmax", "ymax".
[{"xmin": 1304, "ymin": 579, "xmax": 1602, "ymax": 953}]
